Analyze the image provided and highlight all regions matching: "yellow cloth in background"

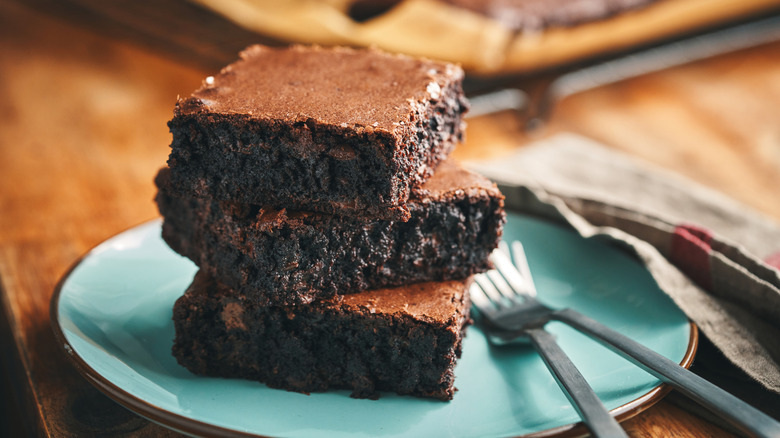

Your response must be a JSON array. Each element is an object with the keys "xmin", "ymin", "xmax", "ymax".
[{"xmin": 190, "ymin": 0, "xmax": 780, "ymax": 75}]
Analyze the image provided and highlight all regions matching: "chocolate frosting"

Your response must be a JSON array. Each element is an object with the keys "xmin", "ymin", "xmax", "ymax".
[{"xmin": 176, "ymin": 45, "xmax": 464, "ymax": 133}]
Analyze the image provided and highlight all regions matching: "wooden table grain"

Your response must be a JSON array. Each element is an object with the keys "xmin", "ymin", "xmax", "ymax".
[{"xmin": 1, "ymin": 1, "xmax": 778, "ymax": 436}]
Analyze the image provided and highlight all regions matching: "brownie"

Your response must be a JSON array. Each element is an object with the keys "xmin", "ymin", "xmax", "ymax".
[
  {"xmin": 173, "ymin": 271, "xmax": 472, "ymax": 400},
  {"xmin": 155, "ymin": 159, "xmax": 505, "ymax": 306},
  {"xmin": 442, "ymin": 0, "xmax": 657, "ymax": 31},
  {"xmin": 166, "ymin": 45, "xmax": 469, "ymax": 221}
]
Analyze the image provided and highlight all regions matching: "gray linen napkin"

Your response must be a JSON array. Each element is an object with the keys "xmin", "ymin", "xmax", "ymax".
[{"xmin": 466, "ymin": 133, "xmax": 780, "ymax": 418}]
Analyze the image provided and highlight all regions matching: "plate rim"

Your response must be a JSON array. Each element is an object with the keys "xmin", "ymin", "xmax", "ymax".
[{"xmin": 50, "ymin": 218, "xmax": 698, "ymax": 438}]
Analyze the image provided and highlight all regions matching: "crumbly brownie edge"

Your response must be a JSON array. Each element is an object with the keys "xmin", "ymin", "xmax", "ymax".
[
  {"xmin": 167, "ymin": 115, "xmax": 412, "ymax": 221},
  {"xmin": 155, "ymin": 169, "xmax": 504, "ymax": 306},
  {"xmin": 172, "ymin": 272, "xmax": 472, "ymax": 400},
  {"xmin": 394, "ymin": 72, "xmax": 469, "ymax": 201}
]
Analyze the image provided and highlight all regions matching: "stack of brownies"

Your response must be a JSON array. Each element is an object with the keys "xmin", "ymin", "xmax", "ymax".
[{"xmin": 154, "ymin": 45, "xmax": 505, "ymax": 400}]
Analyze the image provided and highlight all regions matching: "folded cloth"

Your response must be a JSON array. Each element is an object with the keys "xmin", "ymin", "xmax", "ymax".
[{"xmin": 467, "ymin": 133, "xmax": 780, "ymax": 417}]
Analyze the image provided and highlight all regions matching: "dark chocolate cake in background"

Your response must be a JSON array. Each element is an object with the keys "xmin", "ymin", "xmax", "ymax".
[
  {"xmin": 440, "ymin": 0, "xmax": 657, "ymax": 31},
  {"xmin": 185, "ymin": 0, "xmax": 779, "ymax": 76}
]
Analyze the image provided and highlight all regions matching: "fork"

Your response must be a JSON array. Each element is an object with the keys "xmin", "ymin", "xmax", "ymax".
[
  {"xmin": 472, "ymin": 242, "xmax": 628, "ymax": 438},
  {"xmin": 471, "ymin": 242, "xmax": 780, "ymax": 438}
]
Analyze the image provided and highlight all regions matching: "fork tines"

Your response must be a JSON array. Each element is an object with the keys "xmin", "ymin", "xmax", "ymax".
[{"xmin": 471, "ymin": 242, "xmax": 537, "ymax": 311}]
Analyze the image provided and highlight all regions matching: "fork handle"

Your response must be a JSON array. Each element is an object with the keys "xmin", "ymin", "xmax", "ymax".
[
  {"xmin": 552, "ymin": 308, "xmax": 780, "ymax": 438},
  {"xmin": 526, "ymin": 327, "xmax": 629, "ymax": 438}
]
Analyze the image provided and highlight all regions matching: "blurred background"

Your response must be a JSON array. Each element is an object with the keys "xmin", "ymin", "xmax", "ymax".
[{"xmin": 8, "ymin": 0, "xmax": 777, "ymax": 221}]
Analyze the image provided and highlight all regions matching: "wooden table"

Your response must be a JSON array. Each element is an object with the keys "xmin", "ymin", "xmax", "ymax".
[{"xmin": 1, "ymin": 1, "xmax": 778, "ymax": 436}]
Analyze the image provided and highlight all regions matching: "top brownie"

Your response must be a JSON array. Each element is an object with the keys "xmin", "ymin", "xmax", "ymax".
[{"xmin": 167, "ymin": 45, "xmax": 468, "ymax": 221}]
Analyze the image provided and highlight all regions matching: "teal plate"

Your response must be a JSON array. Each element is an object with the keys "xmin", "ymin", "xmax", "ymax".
[{"xmin": 51, "ymin": 213, "xmax": 696, "ymax": 438}]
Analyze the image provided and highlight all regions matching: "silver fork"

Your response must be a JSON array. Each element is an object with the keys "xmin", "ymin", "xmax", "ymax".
[
  {"xmin": 471, "ymin": 242, "xmax": 628, "ymax": 438},
  {"xmin": 471, "ymin": 242, "xmax": 780, "ymax": 438}
]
